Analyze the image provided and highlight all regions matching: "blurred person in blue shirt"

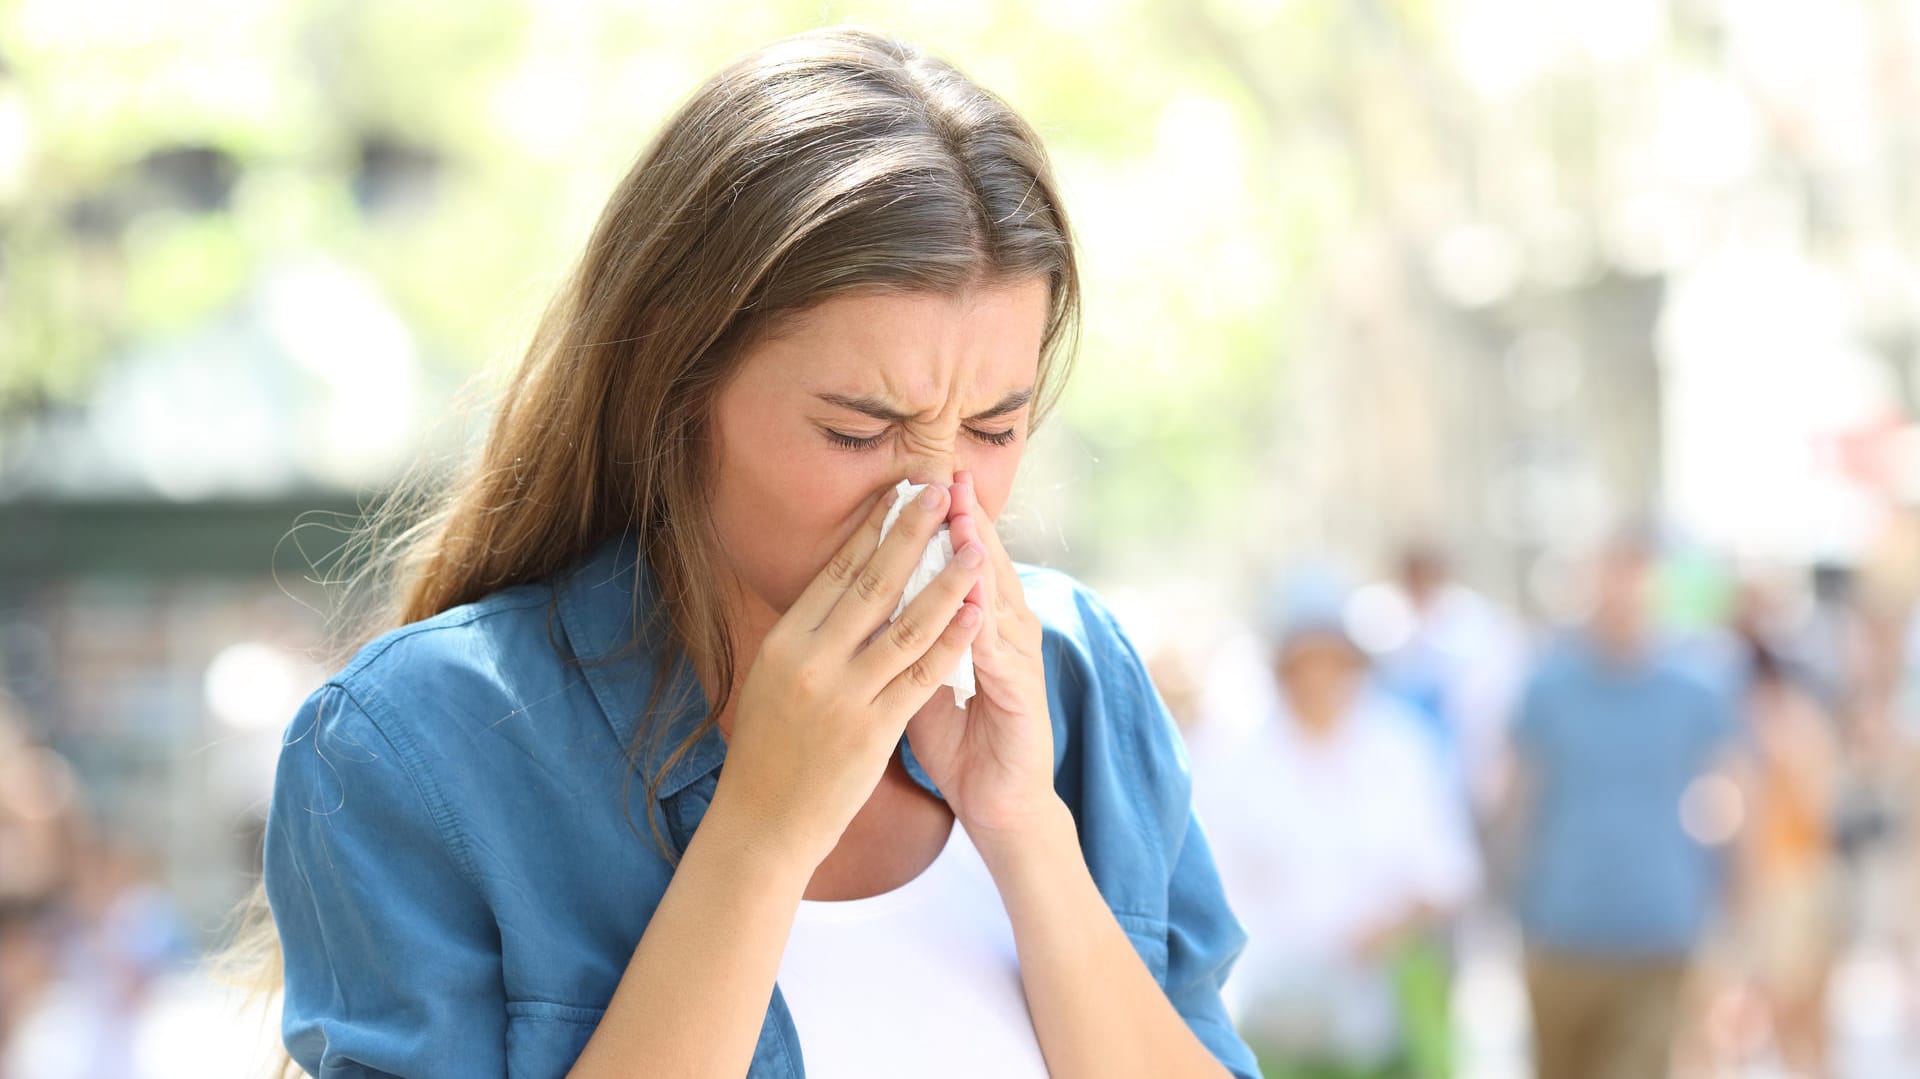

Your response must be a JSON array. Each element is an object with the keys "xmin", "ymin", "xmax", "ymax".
[{"xmin": 1506, "ymin": 530, "xmax": 1741, "ymax": 1079}]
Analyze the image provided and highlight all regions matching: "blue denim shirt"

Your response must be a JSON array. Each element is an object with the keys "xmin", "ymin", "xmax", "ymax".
[{"xmin": 263, "ymin": 532, "xmax": 1259, "ymax": 1078}]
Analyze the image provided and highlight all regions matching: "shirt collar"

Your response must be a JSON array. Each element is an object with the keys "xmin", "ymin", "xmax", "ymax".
[
  {"xmin": 554, "ymin": 532, "xmax": 724, "ymax": 801},
  {"xmin": 553, "ymin": 531, "xmax": 944, "ymax": 804}
]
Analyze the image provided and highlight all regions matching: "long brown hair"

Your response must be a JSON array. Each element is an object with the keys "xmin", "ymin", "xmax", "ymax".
[{"xmin": 214, "ymin": 26, "xmax": 1080, "ymax": 1075}]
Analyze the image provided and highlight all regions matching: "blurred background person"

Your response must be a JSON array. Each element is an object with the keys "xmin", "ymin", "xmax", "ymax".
[
  {"xmin": 1352, "ymin": 541, "xmax": 1530, "ymax": 821},
  {"xmin": 1505, "ymin": 530, "xmax": 1742, "ymax": 1079},
  {"xmin": 0, "ymin": 700, "xmax": 196, "ymax": 1079},
  {"xmin": 1903, "ymin": 593, "xmax": 1920, "ymax": 1044},
  {"xmin": 1789, "ymin": 564, "xmax": 1878, "ymax": 742},
  {"xmin": 3, "ymin": 835, "xmax": 194, "ymax": 1079},
  {"xmin": 1723, "ymin": 594, "xmax": 1842, "ymax": 1079},
  {"xmin": 1903, "ymin": 597, "xmax": 1920, "ymax": 747},
  {"xmin": 1190, "ymin": 569, "xmax": 1480, "ymax": 1079},
  {"xmin": 0, "ymin": 704, "xmax": 80, "ymax": 1062}
]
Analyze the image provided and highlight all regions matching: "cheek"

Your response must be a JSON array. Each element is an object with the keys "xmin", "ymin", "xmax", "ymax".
[{"xmin": 710, "ymin": 405, "xmax": 891, "ymax": 611}]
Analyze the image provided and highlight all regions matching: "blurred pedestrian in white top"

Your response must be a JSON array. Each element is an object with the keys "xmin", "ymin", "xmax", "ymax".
[{"xmin": 1188, "ymin": 568, "xmax": 1481, "ymax": 1077}]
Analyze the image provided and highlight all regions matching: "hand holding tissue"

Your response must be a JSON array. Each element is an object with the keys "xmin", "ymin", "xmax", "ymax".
[{"xmin": 879, "ymin": 479, "xmax": 976, "ymax": 707}]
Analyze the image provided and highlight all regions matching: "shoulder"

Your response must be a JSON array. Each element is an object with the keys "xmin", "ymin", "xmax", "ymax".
[
  {"xmin": 1518, "ymin": 634, "xmax": 1596, "ymax": 707},
  {"xmin": 1645, "ymin": 645, "xmax": 1732, "ymax": 708},
  {"xmin": 1018, "ymin": 561, "xmax": 1116, "ymax": 632},
  {"xmin": 1649, "ymin": 652, "xmax": 1740, "ymax": 745},
  {"xmin": 332, "ymin": 581, "xmax": 559, "ymax": 698},
  {"xmin": 1017, "ymin": 563, "xmax": 1175, "ymax": 745},
  {"xmin": 1528, "ymin": 633, "xmax": 1584, "ymax": 680},
  {"xmin": 321, "ymin": 580, "xmax": 588, "ymax": 733},
  {"xmin": 298, "ymin": 578, "xmax": 614, "ymax": 792},
  {"xmin": 280, "ymin": 577, "xmax": 563, "ymax": 768},
  {"xmin": 1017, "ymin": 562, "xmax": 1146, "ymax": 679},
  {"xmin": 1016, "ymin": 564, "xmax": 1210, "ymax": 913},
  {"xmin": 1017, "ymin": 562, "xmax": 1192, "ymax": 806}
]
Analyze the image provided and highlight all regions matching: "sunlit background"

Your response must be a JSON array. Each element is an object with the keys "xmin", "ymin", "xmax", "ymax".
[{"xmin": 3, "ymin": 0, "xmax": 1919, "ymax": 1076}]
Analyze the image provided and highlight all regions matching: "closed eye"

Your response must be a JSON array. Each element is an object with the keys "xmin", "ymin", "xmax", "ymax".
[
  {"xmin": 823, "ymin": 428, "xmax": 887, "ymax": 451},
  {"xmin": 820, "ymin": 426, "xmax": 1022, "ymax": 451}
]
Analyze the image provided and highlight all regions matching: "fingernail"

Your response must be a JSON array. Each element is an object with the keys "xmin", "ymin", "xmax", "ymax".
[
  {"xmin": 956, "ymin": 604, "xmax": 981, "ymax": 628},
  {"xmin": 917, "ymin": 485, "xmax": 945, "ymax": 509},
  {"xmin": 958, "ymin": 543, "xmax": 985, "ymax": 568}
]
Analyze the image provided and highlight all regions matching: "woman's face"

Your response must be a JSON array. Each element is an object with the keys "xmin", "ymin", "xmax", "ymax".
[{"xmin": 709, "ymin": 279, "xmax": 1050, "ymax": 621}]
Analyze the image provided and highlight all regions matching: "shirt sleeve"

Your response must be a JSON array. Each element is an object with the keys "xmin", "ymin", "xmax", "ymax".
[
  {"xmin": 1082, "ymin": 600, "xmax": 1263, "ymax": 1079},
  {"xmin": 1163, "ymin": 811, "xmax": 1265, "ymax": 1079},
  {"xmin": 263, "ymin": 681, "xmax": 509, "ymax": 1079}
]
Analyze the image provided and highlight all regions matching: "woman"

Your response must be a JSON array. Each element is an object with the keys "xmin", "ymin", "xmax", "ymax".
[{"xmin": 230, "ymin": 27, "xmax": 1258, "ymax": 1079}]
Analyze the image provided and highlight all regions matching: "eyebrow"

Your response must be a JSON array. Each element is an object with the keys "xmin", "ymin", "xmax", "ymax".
[{"xmin": 814, "ymin": 387, "xmax": 1035, "ymax": 423}]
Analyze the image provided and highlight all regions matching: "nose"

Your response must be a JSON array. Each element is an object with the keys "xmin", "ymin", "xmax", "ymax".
[
  {"xmin": 902, "ymin": 454, "xmax": 957, "ymax": 490},
  {"xmin": 901, "ymin": 422, "xmax": 962, "ymax": 491},
  {"xmin": 904, "ymin": 469, "xmax": 954, "ymax": 489}
]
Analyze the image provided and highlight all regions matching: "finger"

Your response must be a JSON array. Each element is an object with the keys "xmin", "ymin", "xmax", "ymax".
[
  {"xmin": 947, "ymin": 483, "xmax": 1013, "ymax": 674},
  {"xmin": 949, "ymin": 473, "xmax": 988, "ymax": 608},
  {"xmin": 856, "ymin": 538, "xmax": 986, "ymax": 682},
  {"xmin": 953, "ymin": 471, "xmax": 1029, "ymax": 619},
  {"xmin": 786, "ymin": 485, "xmax": 900, "ymax": 632},
  {"xmin": 948, "ymin": 510, "xmax": 990, "ymax": 622},
  {"xmin": 875, "ymin": 598, "xmax": 983, "ymax": 711},
  {"xmin": 952, "ymin": 475, "xmax": 1042, "ymax": 670},
  {"xmin": 950, "ymin": 506, "xmax": 1021, "ymax": 672},
  {"xmin": 948, "ymin": 476, "xmax": 998, "ymax": 641},
  {"xmin": 820, "ymin": 481, "xmax": 951, "ymax": 647}
]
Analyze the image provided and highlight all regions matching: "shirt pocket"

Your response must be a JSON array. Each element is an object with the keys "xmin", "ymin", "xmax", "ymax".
[
  {"xmin": 505, "ymin": 999, "xmax": 604, "ymax": 1079},
  {"xmin": 1114, "ymin": 913, "xmax": 1171, "ymax": 984}
]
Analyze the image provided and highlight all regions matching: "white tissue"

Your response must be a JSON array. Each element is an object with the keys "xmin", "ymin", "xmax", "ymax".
[{"xmin": 878, "ymin": 478, "xmax": 976, "ymax": 707}]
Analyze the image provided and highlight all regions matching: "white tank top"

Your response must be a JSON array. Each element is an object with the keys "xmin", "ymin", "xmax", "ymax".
[{"xmin": 775, "ymin": 818, "xmax": 1051, "ymax": 1077}]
